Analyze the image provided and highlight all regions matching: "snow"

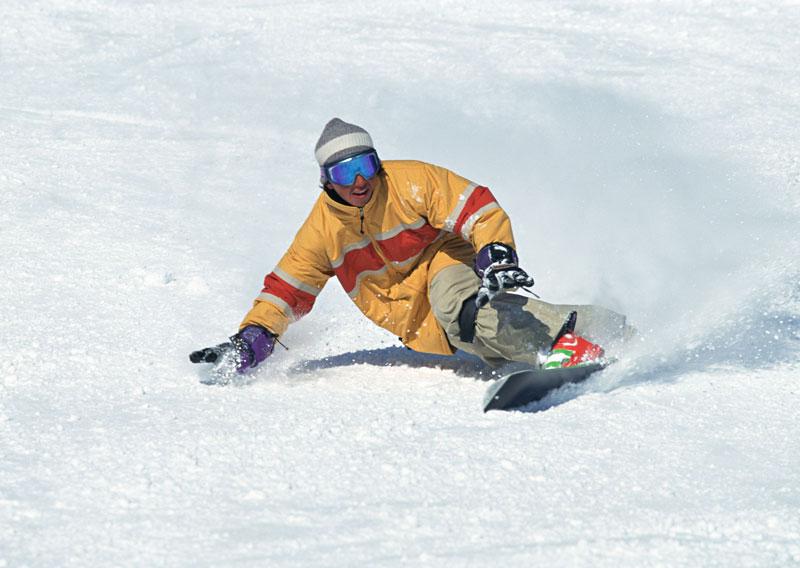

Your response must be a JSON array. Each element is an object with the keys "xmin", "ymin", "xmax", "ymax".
[{"xmin": 2, "ymin": 1, "xmax": 799, "ymax": 565}]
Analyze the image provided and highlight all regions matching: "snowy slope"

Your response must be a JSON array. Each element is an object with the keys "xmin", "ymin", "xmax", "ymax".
[{"xmin": 2, "ymin": 1, "xmax": 799, "ymax": 566}]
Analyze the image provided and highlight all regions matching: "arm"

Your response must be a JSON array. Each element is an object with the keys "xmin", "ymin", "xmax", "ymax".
[
  {"xmin": 191, "ymin": 207, "xmax": 333, "ymax": 374},
  {"xmin": 399, "ymin": 162, "xmax": 533, "ymax": 307},
  {"xmin": 400, "ymin": 161, "xmax": 516, "ymax": 251},
  {"xmin": 240, "ymin": 218, "xmax": 333, "ymax": 336}
]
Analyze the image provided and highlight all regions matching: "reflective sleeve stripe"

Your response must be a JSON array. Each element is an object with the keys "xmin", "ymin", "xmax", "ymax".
[
  {"xmin": 256, "ymin": 292, "xmax": 294, "ymax": 319},
  {"xmin": 459, "ymin": 202, "xmax": 500, "ymax": 241},
  {"xmin": 443, "ymin": 183, "xmax": 478, "ymax": 232},
  {"xmin": 273, "ymin": 266, "xmax": 322, "ymax": 297},
  {"xmin": 450, "ymin": 186, "xmax": 498, "ymax": 240},
  {"xmin": 259, "ymin": 272, "xmax": 317, "ymax": 321}
]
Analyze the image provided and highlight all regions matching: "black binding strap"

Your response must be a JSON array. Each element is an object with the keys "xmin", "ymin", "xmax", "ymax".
[
  {"xmin": 550, "ymin": 311, "xmax": 578, "ymax": 351},
  {"xmin": 458, "ymin": 294, "xmax": 480, "ymax": 343}
]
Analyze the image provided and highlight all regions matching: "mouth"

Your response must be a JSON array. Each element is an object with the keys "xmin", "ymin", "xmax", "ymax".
[{"xmin": 351, "ymin": 187, "xmax": 370, "ymax": 197}]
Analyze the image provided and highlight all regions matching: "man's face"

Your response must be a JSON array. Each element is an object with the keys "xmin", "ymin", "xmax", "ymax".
[{"xmin": 329, "ymin": 174, "xmax": 377, "ymax": 208}]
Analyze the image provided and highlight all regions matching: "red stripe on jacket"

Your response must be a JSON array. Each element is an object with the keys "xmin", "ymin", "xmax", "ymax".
[
  {"xmin": 334, "ymin": 223, "xmax": 440, "ymax": 294},
  {"xmin": 378, "ymin": 223, "xmax": 440, "ymax": 262},
  {"xmin": 453, "ymin": 186, "xmax": 496, "ymax": 236},
  {"xmin": 333, "ymin": 245, "xmax": 385, "ymax": 294},
  {"xmin": 262, "ymin": 272, "xmax": 317, "ymax": 318}
]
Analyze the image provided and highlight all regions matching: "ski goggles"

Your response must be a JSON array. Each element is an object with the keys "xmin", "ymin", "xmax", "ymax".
[{"xmin": 321, "ymin": 150, "xmax": 381, "ymax": 186}]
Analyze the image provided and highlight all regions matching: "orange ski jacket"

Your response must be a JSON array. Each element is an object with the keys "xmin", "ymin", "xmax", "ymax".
[{"xmin": 240, "ymin": 160, "xmax": 516, "ymax": 355}]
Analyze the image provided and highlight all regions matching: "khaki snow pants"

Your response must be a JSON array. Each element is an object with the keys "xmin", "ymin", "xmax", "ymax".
[{"xmin": 429, "ymin": 263, "xmax": 629, "ymax": 367}]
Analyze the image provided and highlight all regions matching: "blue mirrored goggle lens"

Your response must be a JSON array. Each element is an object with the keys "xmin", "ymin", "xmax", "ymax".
[{"xmin": 323, "ymin": 152, "xmax": 380, "ymax": 185}]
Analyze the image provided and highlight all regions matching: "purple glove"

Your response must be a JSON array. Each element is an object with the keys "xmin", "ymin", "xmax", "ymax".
[
  {"xmin": 474, "ymin": 242, "xmax": 534, "ymax": 308},
  {"xmin": 231, "ymin": 325, "xmax": 276, "ymax": 373},
  {"xmin": 189, "ymin": 325, "xmax": 275, "ymax": 374}
]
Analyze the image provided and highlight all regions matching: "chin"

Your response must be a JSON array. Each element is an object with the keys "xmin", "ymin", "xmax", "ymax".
[{"xmin": 352, "ymin": 191, "xmax": 372, "ymax": 205}]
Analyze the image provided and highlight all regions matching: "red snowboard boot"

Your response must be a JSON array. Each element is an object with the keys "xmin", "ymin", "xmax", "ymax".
[{"xmin": 542, "ymin": 333, "xmax": 605, "ymax": 369}]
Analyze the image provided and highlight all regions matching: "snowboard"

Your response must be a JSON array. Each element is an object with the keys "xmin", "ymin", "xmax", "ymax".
[{"xmin": 482, "ymin": 361, "xmax": 608, "ymax": 412}]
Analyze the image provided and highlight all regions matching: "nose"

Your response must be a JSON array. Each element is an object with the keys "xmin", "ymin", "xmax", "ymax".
[{"xmin": 352, "ymin": 174, "xmax": 367, "ymax": 187}]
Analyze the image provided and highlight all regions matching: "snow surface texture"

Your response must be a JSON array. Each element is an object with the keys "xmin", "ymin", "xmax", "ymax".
[{"xmin": 2, "ymin": 1, "xmax": 799, "ymax": 566}]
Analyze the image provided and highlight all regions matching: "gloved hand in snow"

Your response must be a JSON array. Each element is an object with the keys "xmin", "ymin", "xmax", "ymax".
[
  {"xmin": 474, "ymin": 242, "xmax": 534, "ymax": 308},
  {"xmin": 189, "ymin": 325, "xmax": 275, "ymax": 374}
]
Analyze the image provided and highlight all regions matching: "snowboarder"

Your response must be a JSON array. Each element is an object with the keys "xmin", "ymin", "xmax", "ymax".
[{"xmin": 190, "ymin": 118, "xmax": 629, "ymax": 374}]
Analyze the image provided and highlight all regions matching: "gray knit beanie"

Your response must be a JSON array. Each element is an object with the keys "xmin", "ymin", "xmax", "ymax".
[{"xmin": 314, "ymin": 118, "xmax": 375, "ymax": 166}]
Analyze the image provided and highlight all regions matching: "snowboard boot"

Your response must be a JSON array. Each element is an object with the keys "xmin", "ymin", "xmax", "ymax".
[
  {"xmin": 542, "ymin": 333, "xmax": 605, "ymax": 368},
  {"xmin": 540, "ymin": 310, "xmax": 605, "ymax": 369}
]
